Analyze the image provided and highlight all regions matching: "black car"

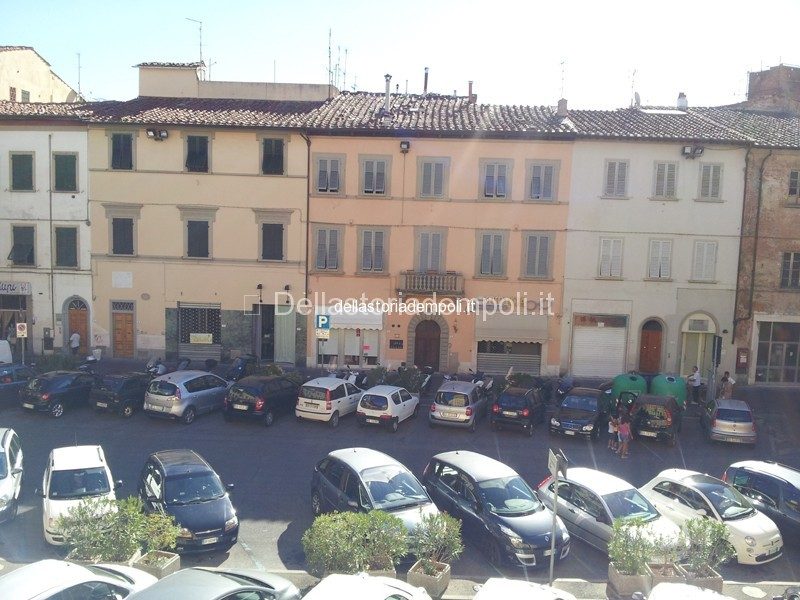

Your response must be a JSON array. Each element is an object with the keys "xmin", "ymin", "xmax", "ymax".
[
  {"xmin": 223, "ymin": 375, "xmax": 298, "ymax": 426},
  {"xmin": 91, "ymin": 372, "xmax": 150, "ymax": 418},
  {"xmin": 0, "ymin": 364, "xmax": 36, "ymax": 405},
  {"xmin": 20, "ymin": 371, "xmax": 95, "ymax": 418},
  {"xmin": 549, "ymin": 387, "xmax": 604, "ymax": 439},
  {"xmin": 222, "ymin": 354, "xmax": 259, "ymax": 382},
  {"xmin": 490, "ymin": 387, "xmax": 546, "ymax": 436},
  {"xmin": 422, "ymin": 451, "xmax": 569, "ymax": 568},
  {"xmin": 630, "ymin": 394, "xmax": 682, "ymax": 446},
  {"xmin": 138, "ymin": 449, "xmax": 238, "ymax": 553}
]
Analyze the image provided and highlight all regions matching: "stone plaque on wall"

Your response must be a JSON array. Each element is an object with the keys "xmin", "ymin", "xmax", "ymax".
[{"xmin": 112, "ymin": 272, "xmax": 133, "ymax": 289}]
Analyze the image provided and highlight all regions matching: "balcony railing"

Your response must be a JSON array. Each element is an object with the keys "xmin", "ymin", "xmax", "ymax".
[{"xmin": 397, "ymin": 270, "xmax": 464, "ymax": 296}]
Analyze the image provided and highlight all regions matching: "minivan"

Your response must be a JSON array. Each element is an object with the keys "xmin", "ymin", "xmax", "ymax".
[
  {"xmin": 295, "ymin": 377, "xmax": 363, "ymax": 428},
  {"xmin": 429, "ymin": 380, "xmax": 487, "ymax": 432},
  {"xmin": 144, "ymin": 371, "xmax": 231, "ymax": 425}
]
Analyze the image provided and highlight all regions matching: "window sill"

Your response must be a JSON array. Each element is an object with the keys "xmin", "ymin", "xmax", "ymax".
[
  {"xmin": 416, "ymin": 195, "xmax": 448, "ymax": 201},
  {"xmin": 184, "ymin": 170, "xmax": 211, "ymax": 175},
  {"xmin": 315, "ymin": 190, "xmax": 344, "ymax": 196},
  {"xmin": 474, "ymin": 275, "xmax": 508, "ymax": 280},
  {"xmin": 688, "ymin": 279, "xmax": 717, "ymax": 284},
  {"xmin": 55, "ymin": 265, "xmax": 80, "ymax": 270},
  {"xmin": 258, "ymin": 258, "xmax": 287, "ymax": 263},
  {"xmin": 182, "ymin": 256, "xmax": 213, "ymax": 260},
  {"xmin": 110, "ymin": 167, "xmax": 134, "ymax": 172},
  {"xmin": 777, "ymin": 287, "xmax": 800, "ymax": 293},
  {"xmin": 649, "ymin": 196, "xmax": 680, "ymax": 202},
  {"xmin": 53, "ymin": 189, "xmax": 80, "ymax": 194},
  {"xmin": 519, "ymin": 276, "xmax": 554, "ymax": 281},
  {"xmin": 599, "ymin": 195, "xmax": 630, "ymax": 200},
  {"xmin": 480, "ymin": 196, "xmax": 512, "ymax": 202},
  {"xmin": 643, "ymin": 277, "xmax": 673, "ymax": 282},
  {"xmin": 783, "ymin": 202, "xmax": 800, "ymax": 208},
  {"xmin": 693, "ymin": 198, "xmax": 723, "ymax": 203},
  {"xmin": 596, "ymin": 276, "xmax": 623, "ymax": 281},
  {"xmin": 310, "ymin": 269, "xmax": 345, "ymax": 275},
  {"xmin": 523, "ymin": 198, "xmax": 558, "ymax": 204},
  {"xmin": 9, "ymin": 189, "xmax": 36, "ymax": 193},
  {"xmin": 8, "ymin": 263, "xmax": 36, "ymax": 268},
  {"xmin": 260, "ymin": 172, "xmax": 287, "ymax": 177},
  {"xmin": 355, "ymin": 271, "xmax": 390, "ymax": 277}
]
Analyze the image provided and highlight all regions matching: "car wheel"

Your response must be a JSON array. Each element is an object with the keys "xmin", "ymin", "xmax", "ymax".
[
  {"xmin": 182, "ymin": 406, "xmax": 196, "ymax": 425},
  {"xmin": 120, "ymin": 402, "xmax": 135, "ymax": 419},
  {"xmin": 329, "ymin": 411, "xmax": 339, "ymax": 428},
  {"xmin": 50, "ymin": 401, "xmax": 64, "ymax": 418},
  {"xmin": 389, "ymin": 417, "xmax": 399, "ymax": 433},
  {"xmin": 311, "ymin": 491, "xmax": 323, "ymax": 516},
  {"xmin": 263, "ymin": 410, "xmax": 275, "ymax": 427}
]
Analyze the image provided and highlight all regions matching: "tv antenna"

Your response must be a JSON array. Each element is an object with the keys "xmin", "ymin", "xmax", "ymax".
[
  {"xmin": 630, "ymin": 68, "xmax": 638, "ymax": 107},
  {"xmin": 560, "ymin": 58, "xmax": 566, "ymax": 98},
  {"xmin": 186, "ymin": 18, "xmax": 203, "ymax": 64},
  {"xmin": 77, "ymin": 53, "xmax": 82, "ymax": 99}
]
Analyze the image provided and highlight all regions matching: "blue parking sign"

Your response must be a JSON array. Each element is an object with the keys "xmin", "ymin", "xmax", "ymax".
[{"xmin": 315, "ymin": 315, "xmax": 330, "ymax": 329}]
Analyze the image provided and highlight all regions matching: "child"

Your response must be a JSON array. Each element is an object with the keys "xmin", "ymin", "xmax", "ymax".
[
  {"xmin": 617, "ymin": 416, "xmax": 631, "ymax": 459},
  {"xmin": 608, "ymin": 415, "xmax": 619, "ymax": 451}
]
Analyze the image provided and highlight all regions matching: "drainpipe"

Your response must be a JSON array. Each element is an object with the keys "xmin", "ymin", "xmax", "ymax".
[
  {"xmin": 731, "ymin": 145, "xmax": 751, "ymax": 344},
  {"xmin": 48, "ymin": 133, "xmax": 56, "ymax": 353},
  {"xmin": 300, "ymin": 131, "xmax": 311, "ymax": 302}
]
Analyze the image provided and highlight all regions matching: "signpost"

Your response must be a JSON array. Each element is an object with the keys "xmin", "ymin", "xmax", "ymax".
[
  {"xmin": 315, "ymin": 315, "xmax": 330, "ymax": 368},
  {"xmin": 548, "ymin": 448, "xmax": 568, "ymax": 586},
  {"xmin": 16, "ymin": 322, "xmax": 28, "ymax": 365}
]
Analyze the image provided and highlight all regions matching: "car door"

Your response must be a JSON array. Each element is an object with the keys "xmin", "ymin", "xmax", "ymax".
[
  {"xmin": 344, "ymin": 383, "xmax": 361, "ymax": 414},
  {"xmin": 275, "ymin": 379, "xmax": 292, "ymax": 414},
  {"xmin": 205, "ymin": 375, "xmax": 229, "ymax": 412},
  {"xmin": 139, "ymin": 462, "xmax": 165, "ymax": 513},
  {"xmin": 730, "ymin": 469, "xmax": 781, "ymax": 521},
  {"xmin": 13, "ymin": 367, "xmax": 35, "ymax": 399},
  {"xmin": 318, "ymin": 459, "xmax": 346, "ymax": 512},
  {"xmin": 341, "ymin": 469, "xmax": 369, "ymax": 513},
  {"xmin": 453, "ymin": 474, "xmax": 486, "ymax": 543},
  {"xmin": 399, "ymin": 389, "xmax": 415, "ymax": 421},
  {"xmin": 390, "ymin": 391, "xmax": 403, "ymax": 420},
  {"xmin": 426, "ymin": 462, "xmax": 462, "ymax": 514},
  {"xmin": 571, "ymin": 484, "xmax": 612, "ymax": 550},
  {"xmin": 8, "ymin": 433, "xmax": 22, "ymax": 500},
  {"xmin": 71, "ymin": 374, "xmax": 95, "ymax": 406}
]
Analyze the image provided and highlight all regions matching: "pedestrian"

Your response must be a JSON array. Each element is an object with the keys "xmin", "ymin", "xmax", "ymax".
[
  {"xmin": 719, "ymin": 371, "xmax": 735, "ymax": 399},
  {"xmin": 69, "ymin": 330, "xmax": 80, "ymax": 356},
  {"xmin": 688, "ymin": 366, "xmax": 702, "ymax": 404},
  {"xmin": 608, "ymin": 414, "xmax": 619, "ymax": 451},
  {"xmin": 617, "ymin": 416, "xmax": 631, "ymax": 459}
]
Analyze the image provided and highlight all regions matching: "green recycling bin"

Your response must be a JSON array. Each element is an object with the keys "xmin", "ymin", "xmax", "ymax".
[{"xmin": 650, "ymin": 374, "xmax": 687, "ymax": 409}]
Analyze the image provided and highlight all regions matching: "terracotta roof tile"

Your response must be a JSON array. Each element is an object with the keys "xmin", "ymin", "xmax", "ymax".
[
  {"xmin": 135, "ymin": 61, "xmax": 205, "ymax": 68},
  {"xmin": 0, "ymin": 45, "xmax": 34, "ymax": 52}
]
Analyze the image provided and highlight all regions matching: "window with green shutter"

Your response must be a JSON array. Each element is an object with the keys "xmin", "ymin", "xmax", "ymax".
[
  {"xmin": 420, "ymin": 159, "xmax": 446, "ymax": 197},
  {"xmin": 360, "ymin": 229, "xmax": 385, "ymax": 271},
  {"xmin": 699, "ymin": 164, "xmax": 722, "ymax": 200},
  {"xmin": 186, "ymin": 136, "xmax": 209, "ymax": 173},
  {"xmin": 479, "ymin": 233, "xmax": 504, "ymax": 275},
  {"xmin": 10, "ymin": 153, "xmax": 34, "ymax": 191},
  {"xmin": 55, "ymin": 227, "xmax": 78, "ymax": 267},
  {"xmin": 418, "ymin": 231, "xmax": 442, "ymax": 272},
  {"xmin": 261, "ymin": 223, "xmax": 284, "ymax": 260},
  {"xmin": 111, "ymin": 134, "xmax": 133, "ymax": 170},
  {"xmin": 53, "ymin": 153, "xmax": 77, "ymax": 192},
  {"xmin": 186, "ymin": 220, "xmax": 210, "ymax": 257},
  {"xmin": 112, "ymin": 218, "xmax": 134, "ymax": 255},
  {"xmin": 654, "ymin": 162, "xmax": 677, "ymax": 198},
  {"xmin": 604, "ymin": 160, "xmax": 628, "ymax": 197},
  {"xmin": 8, "ymin": 226, "xmax": 35, "ymax": 265},
  {"xmin": 262, "ymin": 139, "xmax": 284, "ymax": 175},
  {"xmin": 315, "ymin": 228, "xmax": 340, "ymax": 270}
]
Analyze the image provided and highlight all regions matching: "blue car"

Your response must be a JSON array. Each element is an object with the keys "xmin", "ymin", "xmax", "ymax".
[{"xmin": 0, "ymin": 364, "xmax": 36, "ymax": 406}]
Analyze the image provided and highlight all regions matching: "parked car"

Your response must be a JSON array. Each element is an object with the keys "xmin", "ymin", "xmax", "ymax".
[
  {"xmin": 422, "ymin": 450, "xmax": 570, "ymax": 568},
  {"xmin": 221, "ymin": 353, "xmax": 259, "ymax": 382},
  {"xmin": 0, "ymin": 559, "xmax": 157, "ymax": 600},
  {"xmin": 490, "ymin": 387, "xmax": 546, "ymax": 436},
  {"xmin": 0, "ymin": 363, "xmax": 36, "ymax": 405},
  {"xmin": 723, "ymin": 460, "xmax": 800, "ymax": 539},
  {"xmin": 144, "ymin": 371, "xmax": 231, "ymax": 425},
  {"xmin": 646, "ymin": 582, "xmax": 737, "ymax": 600},
  {"xmin": 126, "ymin": 567, "xmax": 300, "ymax": 600},
  {"xmin": 630, "ymin": 394, "xmax": 682, "ymax": 447},
  {"xmin": 20, "ymin": 371, "xmax": 95, "ymax": 418},
  {"xmin": 311, "ymin": 447, "xmax": 438, "ymax": 531},
  {"xmin": 37, "ymin": 445, "xmax": 122, "ymax": 545},
  {"xmin": 0, "ymin": 428, "xmax": 23, "ymax": 524},
  {"xmin": 295, "ymin": 377, "xmax": 363, "ymax": 428},
  {"xmin": 537, "ymin": 467, "xmax": 681, "ymax": 554},
  {"xmin": 700, "ymin": 398, "xmax": 757, "ymax": 445},
  {"xmin": 302, "ymin": 573, "xmax": 430, "ymax": 600},
  {"xmin": 474, "ymin": 577, "xmax": 577, "ymax": 600},
  {"xmin": 91, "ymin": 372, "xmax": 150, "ymax": 418},
  {"xmin": 549, "ymin": 387, "xmax": 604, "ymax": 439},
  {"xmin": 639, "ymin": 468, "xmax": 783, "ymax": 565},
  {"xmin": 223, "ymin": 375, "xmax": 299, "ymax": 426},
  {"xmin": 137, "ymin": 449, "xmax": 238, "ymax": 553},
  {"xmin": 356, "ymin": 385, "xmax": 419, "ymax": 432},
  {"xmin": 428, "ymin": 380, "xmax": 488, "ymax": 432}
]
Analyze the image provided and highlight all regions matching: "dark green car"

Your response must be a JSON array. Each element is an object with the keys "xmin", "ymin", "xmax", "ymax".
[{"xmin": 91, "ymin": 372, "xmax": 150, "ymax": 418}]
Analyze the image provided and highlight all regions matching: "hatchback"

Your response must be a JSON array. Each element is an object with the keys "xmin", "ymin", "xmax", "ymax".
[
  {"xmin": 0, "ymin": 428, "xmax": 23, "ymax": 523},
  {"xmin": 422, "ymin": 450, "xmax": 569, "ymax": 568},
  {"xmin": 20, "ymin": 371, "xmax": 95, "ymax": 418},
  {"xmin": 311, "ymin": 448, "xmax": 438, "ymax": 532},
  {"xmin": 356, "ymin": 385, "xmax": 419, "ymax": 432},
  {"xmin": 700, "ymin": 398, "xmax": 756, "ymax": 445},
  {"xmin": 144, "ymin": 371, "xmax": 231, "ymax": 425},
  {"xmin": 125, "ymin": 567, "xmax": 300, "ymax": 600},
  {"xmin": 0, "ymin": 363, "xmax": 36, "ymax": 405},
  {"xmin": 295, "ymin": 377, "xmax": 362, "ymax": 428},
  {"xmin": 429, "ymin": 380, "xmax": 487, "ymax": 432},
  {"xmin": 549, "ymin": 387, "xmax": 604, "ymax": 439},
  {"xmin": 223, "ymin": 375, "xmax": 299, "ymax": 426},
  {"xmin": 474, "ymin": 578, "xmax": 577, "ymax": 600},
  {"xmin": 92, "ymin": 372, "xmax": 150, "ymax": 418},
  {"xmin": 490, "ymin": 387, "xmax": 546, "ymax": 436},
  {"xmin": 302, "ymin": 573, "xmax": 430, "ymax": 600},
  {"xmin": 630, "ymin": 394, "xmax": 682, "ymax": 446}
]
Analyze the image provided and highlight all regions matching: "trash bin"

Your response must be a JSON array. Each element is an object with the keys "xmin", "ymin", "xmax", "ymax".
[{"xmin": 650, "ymin": 374, "xmax": 687, "ymax": 408}]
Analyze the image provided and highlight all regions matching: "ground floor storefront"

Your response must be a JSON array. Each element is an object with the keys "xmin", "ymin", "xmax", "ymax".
[{"xmin": 751, "ymin": 316, "xmax": 800, "ymax": 384}]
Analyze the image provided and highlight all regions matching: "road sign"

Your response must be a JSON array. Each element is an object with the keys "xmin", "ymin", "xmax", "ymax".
[
  {"xmin": 315, "ymin": 315, "xmax": 330, "ymax": 329},
  {"xmin": 548, "ymin": 448, "xmax": 567, "ymax": 479},
  {"xmin": 316, "ymin": 328, "xmax": 330, "ymax": 340},
  {"xmin": 15, "ymin": 323, "xmax": 28, "ymax": 338}
]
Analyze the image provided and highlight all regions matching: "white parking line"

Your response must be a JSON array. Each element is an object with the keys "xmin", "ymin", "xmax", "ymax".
[{"xmin": 239, "ymin": 540, "xmax": 267, "ymax": 572}]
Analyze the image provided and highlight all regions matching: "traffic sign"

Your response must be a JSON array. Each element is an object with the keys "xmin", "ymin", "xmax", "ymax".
[
  {"xmin": 315, "ymin": 315, "xmax": 330, "ymax": 329},
  {"xmin": 15, "ymin": 323, "xmax": 28, "ymax": 338},
  {"xmin": 547, "ymin": 449, "xmax": 567, "ymax": 479},
  {"xmin": 316, "ymin": 328, "xmax": 330, "ymax": 340}
]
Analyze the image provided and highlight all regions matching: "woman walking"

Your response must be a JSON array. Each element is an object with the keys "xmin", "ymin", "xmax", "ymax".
[{"xmin": 617, "ymin": 416, "xmax": 631, "ymax": 459}]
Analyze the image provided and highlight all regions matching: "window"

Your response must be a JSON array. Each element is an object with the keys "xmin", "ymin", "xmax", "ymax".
[
  {"xmin": 316, "ymin": 156, "xmax": 342, "ymax": 193},
  {"xmin": 315, "ymin": 228, "xmax": 340, "ymax": 270},
  {"xmin": 692, "ymin": 241, "xmax": 717, "ymax": 281},
  {"xmin": 185, "ymin": 135, "xmax": 209, "ymax": 173},
  {"xmin": 261, "ymin": 223, "xmax": 284, "ymax": 261},
  {"xmin": 599, "ymin": 237, "xmax": 623, "ymax": 278},
  {"xmin": 55, "ymin": 227, "xmax": 78, "ymax": 268},
  {"xmin": 10, "ymin": 152, "xmax": 34, "ymax": 191},
  {"xmin": 419, "ymin": 158, "xmax": 448, "ymax": 198},
  {"xmin": 53, "ymin": 153, "xmax": 77, "ymax": 192},
  {"xmin": 481, "ymin": 161, "xmax": 509, "ymax": 199},
  {"xmin": 8, "ymin": 226, "xmax": 34, "ymax": 265},
  {"xmin": 261, "ymin": 138, "xmax": 284, "ymax": 175},
  {"xmin": 478, "ymin": 232, "xmax": 504, "ymax": 276},
  {"xmin": 653, "ymin": 162, "xmax": 677, "ymax": 198},
  {"xmin": 417, "ymin": 231, "xmax": 443, "ymax": 272},
  {"xmin": 187, "ymin": 220, "xmax": 210, "ymax": 258},
  {"xmin": 360, "ymin": 229, "xmax": 385, "ymax": 272},
  {"xmin": 780, "ymin": 252, "xmax": 800, "ymax": 289},
  {"xmin": 8, "ymin": 87, "xmax": 15, "ymax": 102},
  {"xmin": 111, "ymin": 218, "xmax": 134, "ymax": 255},
  {"xmin": 603, "ymin": 160, "xmax": 628, "ymax": 197},
  {"xmin": 790, "ymin": 170, "xmax": 800, "ymax": 204},
  {"xmin": 527, "ymin": 161, "xmax": 558, "ymax": 201},
  {"xmin": 523, "ymin": 232, "xmax": 552, "ymax": 278},
  {"xmin": 110, "ymin": 133, "xmax": 133, "ymax": 170},
  {"xmin": 20, "ymin": 90, "xmax": 30, "ymax": 103},
  {"xmin": 648, "ymin": 240, "xmax": 672, "ymax": 279},
  {"xmin": 361, "ymin": 157, "xmax": 388, "ymax": 195},
  {"xmin": 699, "ymin": 163, "xmax": 722, "ymax": 200}
]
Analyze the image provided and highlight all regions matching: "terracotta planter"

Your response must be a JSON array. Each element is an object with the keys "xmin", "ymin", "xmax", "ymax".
[
  {"xmin": 133, "ymin": 550, "xmax": 181, "ymax": 579},
  {"xmin": 406, "ymin": 559, "xmax": 450, "ymax": 598},
  {"xmin": 366, "ymin": 568, "xmax": 397, "ymax": 579},
  {"xmin": 645, "ymin": 563, "xmax": 685, "ymax": 592},
  {"xmin": 66, "ymin": 548, "xmax": 141, "ymax": 567},
  {"xmin": 677, "ymin": 564, "xmax": 724, "ymax": 593},
  {"xmin": 608, "ymin": 563, "xmax": 648, "ymax": 598}
]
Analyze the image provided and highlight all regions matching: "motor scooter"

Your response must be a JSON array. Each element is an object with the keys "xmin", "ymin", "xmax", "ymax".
[
  {"xmin": 78, "ymin": 355, "xmax": 100, "ymax": 376},
  {"xmin": 419, "ymin": 366, "xmax": 434, "ymax": 392},
  {"xmin": 224, "ymin": 354, "xmax": 258, "ymax": 381}
]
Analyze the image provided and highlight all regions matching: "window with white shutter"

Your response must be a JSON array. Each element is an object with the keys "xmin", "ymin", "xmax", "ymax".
[
  {"xmin": 692, "ymin": 241, "xmax": 717, "ymax": 281},
  {"xmin": 417, "ymin": 231, "xmax": 443, "ymax": 272},
  {"xmin": 419, "ymin": 159, "xmax": 448, "ymax": 198},
  {"xmin": 523, "ymin": 233, "xmax": 552, "ymax": 278},
  {"xmin": 360, "ymin": 229, "xmax": 386, "ymax": 272},
  {"xmin": 362, "ymin": 158, "xmax": 388, "ymax": 195},
  {"xmin": 789, "ymin": 170, "xmax": 800, "ymax": 204},
  {"xmin": 478, "ymin": 232, "xmax": 505, "ymax": 275},
  {"xmin": 528, "ymin": 161, "xmax": 558, "ymax": 201},
  {"xmin": 648, "ymin": 240, "xmax": 672, "ymax": 279},
  {"xmin": 780, "ymin": 252, "xmax": 800, "ymax": 289},
  {"xmin": 604, "ymin": 160, "xmax": 629, "ymax": 197},
  {"xmin": 653, "ymin": 162, "xmax": 678, "ymax": 198},
  {"xmin": 316, "ymin": 155, "xmax": 344, "ymax": 193},
  {"xmin": 699, "ymin": 164, "xmax": 722, "ymax": 200},
  {"xmin": 598, "ymin": 238, "xmax": 623, "ymax": 277},
  {"xmin": 481, "ymin": 161, "xmax": 510, "ymax": 199},
  {"xmin": 315, "ymin": 228, "xmax": 341, "ymax": 270}
]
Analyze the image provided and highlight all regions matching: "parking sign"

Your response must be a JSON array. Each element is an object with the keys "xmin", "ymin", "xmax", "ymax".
[
  {"xmin": 315, "ymin": 315, "xmax": 330, "ymax": 329},
  {"xmin": 15, "ymin": 323, "xmax": 28, "ymax": 338}
]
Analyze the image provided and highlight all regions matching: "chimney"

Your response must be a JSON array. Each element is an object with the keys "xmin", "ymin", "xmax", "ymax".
[
  {"xmin": 468, "ymin": 81, "xmax": 477, "ymax": 103},
  {"xmin": 423, "ymin": 67, "xmax": 429, "ymax": 94},
  {"xmin": 677, "ymin": 92, "xmax": 688, "ymax": 109},
  {"xmin": 556, "ymin": 98, "xmax": 568, "ymax": 117},
  {"xmin": 384, "ymin": 74, "xmax": 392, "ymax": 113}
]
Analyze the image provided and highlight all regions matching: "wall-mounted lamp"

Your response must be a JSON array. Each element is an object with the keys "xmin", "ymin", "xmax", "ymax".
[
  {"xmin": 146, "ymin": 128, "xmax": 169, "ymax": 141},
  {"xmin": 399, "ymin": 140, "xmax": 410, "ymax": 153},
  {"xmin": 284, "ymin": 284, "xmax": 291, "ymax": 291},
  {"xmin": 681, "ymin": 145, "xmax": 704, "ymax": 159}
]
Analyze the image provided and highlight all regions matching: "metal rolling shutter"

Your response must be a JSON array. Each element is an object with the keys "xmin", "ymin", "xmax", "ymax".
[
  {"xmin": 477, "ymin": 352, "xmax": 541, "ymax": 375},
  {"xmin": 571, "ymin": 327, "xmax": 626, "ymax": 377}
]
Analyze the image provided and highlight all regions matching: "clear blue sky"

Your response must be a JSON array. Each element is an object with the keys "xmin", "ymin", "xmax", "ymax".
[{"xmin": 3, "ymin": 0, "xmax": 799, "ymax": 108}]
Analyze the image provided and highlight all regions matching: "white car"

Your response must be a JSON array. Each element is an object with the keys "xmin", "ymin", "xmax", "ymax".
[
  {"xmin": 356, "ymin": 385, "xmax": 419, "ymax": 432},
  {"xmin": 295, "ymin": 377, "xmax": 363, "ymax": 427},
  {"xmin": 474, "ymin": 578, "xmax": 577, "ymax": 600},
  {"xmin": 647, "ymin": 582, "xmax": 736, "ymax": 600},
  {"xmin": 639, "ymin": 468, "xmax": 783, "ymax": 565},
  {"xmin": 302, "ymin": 573, "xmax": 432, "ymax": 600},
  {"xmin": 0, "ymin": 428, "xmax": 23, "ymax": 524},
  {"xmin": 0, "ymin": 559, "xmax": 156, "ymax": 599},
  {"xmin": 37, "ymin": 445, "xmax": 122, "ymax": 545}
]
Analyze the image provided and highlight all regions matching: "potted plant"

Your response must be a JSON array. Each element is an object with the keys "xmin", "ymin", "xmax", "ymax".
[
  {"xmin": 644, "ymin": 531, "xmax": 686, "ymax": 591},
  {"xmin": 677, "ymin": 518, "xmax": 734, "ymax": 593},
  {"xmin": 407, "ymin": 512, "xmax": 463, "ymax": 598},
  {"xmin": 363, "ymin": 510, "xmax": 408, "ymax": 578},
  {"xmin": 132, "ymin": 508, "xmax": 182, "ymax": 579},
  {"xmin": 302, "ymin": 512, "xmax": 367, "ymax": 577},
  {"xmin": 607, "ymin": 518, "xmax": 652, "ymax": 598}
]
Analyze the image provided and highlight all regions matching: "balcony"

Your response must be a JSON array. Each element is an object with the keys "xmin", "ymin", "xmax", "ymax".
[{"xmin": 397, "ymin": 271, "xmax": 464, "ymax": 296}]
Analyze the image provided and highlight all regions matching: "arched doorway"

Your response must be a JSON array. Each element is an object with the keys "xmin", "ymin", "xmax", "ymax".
[
  {"xmin": 414, "ymin": 320, "xmax": 441, "ymax": 371},
  {"xmin": 680, "ymin": 312, "xmax": 717, "ymax": 376},
  {"xmin": 638, "ymin": 319, "xmax": 663, "ymax": 373},
  {"xmin": 64, "ymin": 297, "xmax": 89, "ymax": 356}
]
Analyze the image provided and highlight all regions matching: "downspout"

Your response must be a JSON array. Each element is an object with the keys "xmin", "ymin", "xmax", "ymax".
[
  {"xmin": 48, "ymin": 133, "xmax": 56, "ymax": 352},
  {"xmin": 300, "ymin": 132, "xmax": 311, "ymax": 301},
  {"xmin": 731, "ymin": 145, "xmax": 752, "ymax": 344}
]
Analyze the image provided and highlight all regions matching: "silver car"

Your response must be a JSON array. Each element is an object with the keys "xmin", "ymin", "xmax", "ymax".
[
  {"xmin": 144, "ymin": 371, "xmax": 231, "ymax": 425},
  {"xmin": 428, "ymin": 380, "xmax": 487, "ymax": 432},
  {"xmin": 700, "ymin": 398, "xmax": 757, "ymax": 445}
]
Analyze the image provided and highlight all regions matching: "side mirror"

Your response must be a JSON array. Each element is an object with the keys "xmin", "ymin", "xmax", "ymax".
[
  {"xmin": 11, "ymin": 467, "xmax": 22, "ymax": 476},
  {"xmin": 115, "ymin": 480, "xmax": 124, "ymax": 490},
  {"xmin": 34, "ymin": 488, "xmax": 43, "ymax": 498},
  {"xmin": 347, "ymin": 499, "xmax": 359, "ymax": 509},
  {"xmin": 695, "ymin": 508, "xmax": 708, "ymax": 517},
  {"xmin": 226, "ymin": 483, "xmax": 235, "ymax": 492},
  {"xmin": 146, "ymin": 494, "xmax": 158, "ymax": 503}
]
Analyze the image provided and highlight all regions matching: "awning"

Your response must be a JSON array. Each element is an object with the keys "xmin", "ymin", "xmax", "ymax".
[
  {"xmin": 475, "ymin": 313, "xmax": 548, "ymax": 343},
  {"xmin": 318, "ymin": 306, "xmax": 383, "ymax": 330}
]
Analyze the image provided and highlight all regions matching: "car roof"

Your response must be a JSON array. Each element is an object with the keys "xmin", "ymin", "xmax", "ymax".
[
  {"xmin": 237, "ymin": 375, "xmax": 284, "ymax": 385},
  {"xmin": 652, "ymin": 468, "xmax": 714, "ymax": 486},
  {"xmin": 499, "ymin": 387, "xmax": 532, "ymax": 396},
  {"xmin": 50, "ymin": 446, "xmax": 106, "ymax": 470},
  {"xmin": 565, "ymin": 387, "xmax": 601, "ymax": 397},
  {"xmin": 432, "ymin": 451, "xmax": 517, "ymax": 482},
  {"xmin": 328, "ymin": 448, "xmax": 401, "ymax": 473},
  {"xmin": 715, "ymin": 399, "xmax": 751, "ymax": 411},
  {"xmin": 362, "ymin": 385, "xmax": 406, "ymax": 396},
  {"xmin": 729, "ymin": 461, "xmax": 800, "ymax": 489},
  {"xmin": 303, "ymin": 573, "xmax": 424, "ymax": 600},
  {"xmin": 152, "ymin": 370, "xmax": 216, "ymax": 383},
  {"xmin": 635, "ymin": 394, "xmax": 676, "ymax": 405},
  {"xmin": 150, "ymin": 449, "xmax": 213, "ymax": 476},
  {"xmin": 303, "ymin": 377, "xmax": 347, "ymax": 390},
  {"xmin": 564, "ymin": 467, "xmax": 635, "ymax": 496},
  {"xmin": 125, "ymin": 567, "xmax": 241, "ymax": 599},
  {"xmin": 0, "ymin": 428, "xmax": 11, "ymax": 445},
  {"xmin": 436, "ymin": 380, "xmax": 477, "ymax": 394},
  {"xmin": 38, "ymin": 371, "xmax": 78, "ymax": 378},
  {"xmin": 0, "ymin": 560, "xmax": 98, "ymax": 597}
]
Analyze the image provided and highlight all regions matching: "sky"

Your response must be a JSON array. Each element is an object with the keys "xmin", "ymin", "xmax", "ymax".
[{"xmin": 3, "ymin": 0, "xmax": 800, "ymax": 109}]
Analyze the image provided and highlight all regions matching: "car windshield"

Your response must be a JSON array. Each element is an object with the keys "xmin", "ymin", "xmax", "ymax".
[
  {"xmin": 436, "ymin": 391, "xmax": 469, "ymax": 407},
  {"xmin": 497, "ymin": 393, "xmax": 528, "ymax": 409},
  {"xmin": 99, "ymin": 376, "xmax": 127, "ymax": 392},
  {"xmin": 27, "ymin": 377, "xmax": 52, "ymax": 391},
  {"xmin": 147, "ymin": 380, "xmax": 178, "ymax": 396},
  {"xmin": 361, "ymin": 465, "xmax": 429, "ymax": 510},
  {"xmin": 0, "ymin": 452, "xmax": 7, "ymax": 479},
  {"xmin": 691, "ymin": 476, "xmax": 755, "ymax": 520},
  {"xmin": 360, "ymin": 394, "xmax": 388, "ymax": 411},
  {"xmin": 300, "ymin": 385, "xmax": 328, "ymax": 401},
  {"xmin": 49, "ymin": 467, "xmax": 110, "ymax": 499},
  {"xmin": 86, "ymin": 565, "xmax": 134, "ymax": 585},
  {"xmin": 603, "ymin": 488, "xmax": 660, "ymax": 522},
  {"xmin": 715, "ymin": 408, "xmax": 752, "ymax": 423},
  {"xmin": 164, "ymin": 472, "xmax": 226, "ymax": 505},
  {"xmin": 477, "ymin": 476, "xmax": 541, "ymax": 516},
  {"xmin": 562, "ymin": 395, "xmax": 597, "ymax": 412},
  {"xmin": 639, "ymin": 404, "xmax": 668, "ymax": 419}
]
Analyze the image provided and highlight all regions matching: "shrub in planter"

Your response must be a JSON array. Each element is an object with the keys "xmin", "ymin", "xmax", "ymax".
[
  {"xmin": 645, "ymin": 531, "xmax": 687, "ymax": 591},
  {"xmin": 607, "ymin": 518, "xmax": 653, "ymax": 598},
  {"xmin": 677, "ymin": 518, "xmax": 734, "ymax": 592},
  {"xmin": 363, "ymin": 510, "xmax": 408, "ymax": 572},
  {"xmin": 407, "ymin": 512, "xmax": 463, "ymax": 597}
]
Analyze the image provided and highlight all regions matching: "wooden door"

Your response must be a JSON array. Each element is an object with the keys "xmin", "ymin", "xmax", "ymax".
[
  {"xmin": 638, "ymin": 320, "xmax": 663, "ymax": 373},
  {"xmin": 113, "ymin": 312, "xmax": 134, "ymax": 358},
  {"xmin": 414, "ymin": 320, "xmax": 441, "ymax": 372},
  {"xmin": 68, "ymin": 305, "xmax": 89, "ymax": 355}
]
